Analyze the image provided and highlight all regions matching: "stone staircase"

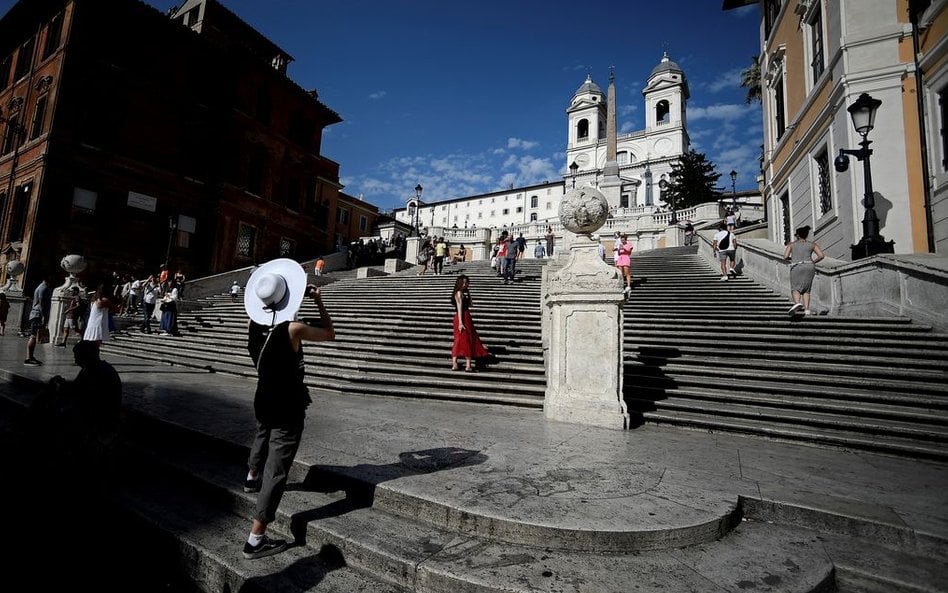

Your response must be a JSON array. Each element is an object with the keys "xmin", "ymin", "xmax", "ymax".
[
  {"xmin": 102, "ymin": 247, "xmax": 948, "ymax": 461},
  {"xmin": 622, "ymin": 247, "xmax": 948, "ymax": 461}
]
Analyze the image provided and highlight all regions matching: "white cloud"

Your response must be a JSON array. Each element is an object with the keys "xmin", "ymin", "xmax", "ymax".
[
  {"xmin": 507, "ymin": 137, "xmax": 540, "ymax": 150},
  {"xmin": 368, "ymin": 90, "xmax": 387, "ymax": 100},
  {"xmin": 689, "ymin": 103, "xmax": 755, "ymax": 121},
  {"xmin": 707, "ymin": 68, "xmax": 744, "ymax": 94}
]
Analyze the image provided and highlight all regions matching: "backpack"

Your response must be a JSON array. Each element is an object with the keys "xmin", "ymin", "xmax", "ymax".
[{"xmin": 718, "ymin": 232, "xmax": 730, "ymax": 251}]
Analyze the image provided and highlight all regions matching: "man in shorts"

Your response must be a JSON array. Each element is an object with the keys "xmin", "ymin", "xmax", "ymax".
[
  {"xmin": 58, "ymin": 287, "xmax": 82, "ymax": 347},
  {"xmin": 25, "ymin": 273, "xmax": 54, "ymax": 365}
]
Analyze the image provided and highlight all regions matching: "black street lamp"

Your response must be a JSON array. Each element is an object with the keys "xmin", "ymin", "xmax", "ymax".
[
  {"xmin": 658, "ymin": 173, "xmax": 678, "ymax": 225},
  {"xmin": 164, "ymin": 215, "xmax": 177, "ymax": 269},
  {"xmin": 729, "ymin": 169, "xmax": 738, "ymax": 211},
  {"xmin": 834, "ymin": 92, "xmax": 894, "ymax": 259},
  {"xmin": 409, "ymin": 184, "xmax": 423, "ymax": 236},
  {"xmin": 569, "ymin": 161, "xmax": 579, "ymax": 188}
]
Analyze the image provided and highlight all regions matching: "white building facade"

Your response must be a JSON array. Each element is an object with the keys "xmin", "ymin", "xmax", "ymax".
[{"xmin": 394, "ymin": 55, "xmax": 691, "ymax": 235}]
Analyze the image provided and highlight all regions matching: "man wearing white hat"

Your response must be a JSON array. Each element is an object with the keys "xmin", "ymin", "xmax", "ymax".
[{"xmin": 240, "ymin": 258, "xmax": 336, "ymax": 559}]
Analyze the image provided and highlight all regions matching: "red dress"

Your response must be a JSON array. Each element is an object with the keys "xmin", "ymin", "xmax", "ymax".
[{"xmin": 451, "ymin": 291, "xmax": 489, "ymax": 359}]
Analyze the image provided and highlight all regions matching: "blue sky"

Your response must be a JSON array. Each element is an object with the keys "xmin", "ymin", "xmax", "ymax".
[{"xmin": 8, "ymin": 0, "xmax": 764, "ymax": 212}]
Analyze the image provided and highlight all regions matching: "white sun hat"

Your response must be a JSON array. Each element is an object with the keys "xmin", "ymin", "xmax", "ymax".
[{"xmin": 244, "ymin": 258, "xmax": 308, "ymax": 325}]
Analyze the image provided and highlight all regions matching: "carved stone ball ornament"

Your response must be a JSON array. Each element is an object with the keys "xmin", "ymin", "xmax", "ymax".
[
  {"xmin": 558, "ymin": 186, "xmax": 609, "ymax": 236},
  {"xmin": 5, "ymin": 259, "xmax": 24, "ymax": 277},
  {"xmin": 60, "ymin": 253, "xmax": 87, "ymax": 276}
]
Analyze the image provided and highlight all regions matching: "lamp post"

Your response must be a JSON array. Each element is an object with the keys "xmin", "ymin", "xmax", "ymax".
[
  {"xmin": 834, "ymin": 92, "xmax": 894, "ymax": 259},
  {"xmin": 658, "ymin": 170, "xmax": 678, "ymax": 225},
  {"xmin": 410, "ymin": 184, "xmax": 423, "ymax": 236},
  {"xmin": 569, "ymin": 161, "xmax": 579, "ymax": 188},
  {"xmin": 164, "ymin": 215, "xmax": 177, "ymax": 269},
  {"xmin": 729, "ymin": 170, "xmax": 737, "ymax": 211}
]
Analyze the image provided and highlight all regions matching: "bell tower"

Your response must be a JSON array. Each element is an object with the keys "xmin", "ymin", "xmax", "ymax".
[
  {"xmin": 565, "ymin": 74, "xmax": 606, "ymax": 185},
  {"xmin": 643, "ymin": 52, "xmax": 690, "ymax": 137}
]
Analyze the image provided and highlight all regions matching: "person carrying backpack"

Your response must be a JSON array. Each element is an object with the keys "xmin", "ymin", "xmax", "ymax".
[{"xmin": 713, "ymin": 221, "xmax": 737, "ymax": 280}]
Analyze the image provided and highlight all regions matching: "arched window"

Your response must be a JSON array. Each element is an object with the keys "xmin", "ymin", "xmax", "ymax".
[
  {"xmin": 577, "ymin": 119, "xmax": 589, "ymax": 141},
  {"xmin": 656, "ymin": 100, "xmax": 670, "ymax": 124}
]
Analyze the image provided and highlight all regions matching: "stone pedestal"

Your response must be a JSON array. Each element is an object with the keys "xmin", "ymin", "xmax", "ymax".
[
  {"xmin": 543, "ymin": 234, "xmax": 629, "ymax": 429},
  {"xmin": 665, "ymin": 224, "xmax": 681, "ymax": 247},
  {"xmin": 50, "ymin": 275, "xmax": 83, "ymax": 345},
  {"xmin": 406, "ymin": 236, "xmax": 421, "ymax": 266}
]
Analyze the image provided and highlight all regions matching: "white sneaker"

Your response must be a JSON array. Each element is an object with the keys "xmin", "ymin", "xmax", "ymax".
[
  {"xmin": 720, "ymin": 275, "xmax": 729, "ymax": 281},
  {"xmin": 788, "ymin": 303, "xmax": 804, "ymax": 314}
]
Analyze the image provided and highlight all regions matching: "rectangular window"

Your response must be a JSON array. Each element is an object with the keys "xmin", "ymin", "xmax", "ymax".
[
  {"xmin": 72, "ymin": 188, "xmax": 97, "ymax": 212},
  {"xmin": 530, "ymin": 196, "xmax": 538, "ymax": 208},
  {"xmin": 2, "ymin": 114, "xmax": 21, "ymax": 154},
  {"xmin": 279, "ymin": 237, "xmax": 295, "ymax": 257},
  {"xmin": 764, "ymin": 0, "xmax": 782, "ymax": 39},
  {"xmin": 478, "ymin": 212, "xmax": 482, "ymax": 219},
  {"xmin": 0, "ymin": 56, "xmax": 10, "ymax": 91},
  {"xmin": 774, "ymin": 77, "xmax": 786, "ymax": 140},
  {"xmin": 809, "ymin": 3, "xmax": 825, "ymax": 84},
  {"xmin": 336, "ymin": 207, "xmax": 349, "ymax": 225},
  {"xmin": 516, "ymin": 206, "xmax": 523, "ymax": 213},
  {"xmin": 939, "ymin": 87, "xmax": 948, "ymax": 171},
  {"xmin": 286, "ymin": 178, "xmax": 301, "ymax": 211},
  {"xmin": 815, "ymin": 147, "xmax": 831, "ymax": 215},
  {"xmin": 42, "ymin": 12, "xmax": 64, "ymax": 59},
  {"xmin": 502, "ymin": 208, "xmax": 509, "ymax": 215},
  {"xmin": 779, "ymin": 191, "xmax": 791, "ymax": 245},
  {"xmin": 30, "ymin": 95, "xmax": 47, "ymax": 140},
  {"xmin": 8, "ymin": 183, "xmax": 32, "ymax": 242},
  {"xmin": 359, "ymin": 215, "xmax": 367, "ymax": 231},
  {"xmin": 546, "ymin": 202, "xmax": 551, "ymax": 209},
  {"xmin": 246, "ymin": 147, "xmax": 266, "ymax": 195},
  {"xmin": 14, "ymin": 37, "xmax": 35, "ymax": 80},
  {"xmin": 237, "ymin": 224, "xmax": 256, "ymax": 257}
]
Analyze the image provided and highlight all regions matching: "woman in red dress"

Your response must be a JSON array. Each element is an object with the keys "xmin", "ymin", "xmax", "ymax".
[{"xmin": 451, "ymin": 274, "xmax": 489, "ymax": 372}]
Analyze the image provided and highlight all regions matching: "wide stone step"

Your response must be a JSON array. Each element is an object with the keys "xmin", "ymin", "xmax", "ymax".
[
  {"xmin": 627, "ymin": 341, "xmax": 948, "ymax": 370},
  {"xmin": 635, "ymin": 385, "xmax": 948, "ymax": 417},
  {"xmin": 625, "ymin": 358, "xmax": 947, "ymax": 396},
  {"xmin": 636, "ymin": 408, "xmax": 948, "ymax": 461},
  {"xmin": 627, "ymin": 396, "xmax": 948, "ymax": 442},
  {"xmin": 628, "ymin": 350, "xmax": 947, "ymax": 383}
]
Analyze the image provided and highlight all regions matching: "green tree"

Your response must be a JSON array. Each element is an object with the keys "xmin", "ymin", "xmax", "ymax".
[
  {"xmin": 661, "ymin": 150, "xmax": 723, "ymax": 211},
  {"xmin": 740, "ymin": 56, "xmax": 761, "ymax": 105}
]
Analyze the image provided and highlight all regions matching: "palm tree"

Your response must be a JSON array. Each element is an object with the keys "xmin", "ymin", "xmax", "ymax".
[{"xmin": 741, "ymin": 56, "xmax": 761, "ymax": 105}]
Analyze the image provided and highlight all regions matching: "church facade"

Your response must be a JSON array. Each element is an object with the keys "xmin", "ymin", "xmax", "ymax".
[{"xmin": 394, "ymin": 54, "xmax": 691, "ymax": 234}]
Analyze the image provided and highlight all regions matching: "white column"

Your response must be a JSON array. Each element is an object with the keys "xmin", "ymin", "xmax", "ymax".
[{"xmin": 543, "ymin": 234, "xmax": 629, "ymax": 429}]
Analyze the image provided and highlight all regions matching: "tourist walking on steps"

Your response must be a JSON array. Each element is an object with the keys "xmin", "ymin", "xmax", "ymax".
[
  {"xmin": 450, "ymin": 274, "xmax": 489, "ymax": 372},
  {"xmin": 615, "ymin": 233, "xmax": 634, "ymax": 297},
  {"xmin": 83, "ymin": 284, "xmax": 115, "ymax": 352},
  {"xmin": 545, "ymin": 226, "xmax": 555, "ymax": 257},
  {"xmin": 241, "ymin": 258, "xmax": 335, "ymax": 560},
  {"xmin": 24, "ymin": 273, "xmax": 54, "ymax": 366},
  {"xmin": 784, "ymin": 225, "xmax": 825, "ymax": 316},
  {"xmin": 57, "ymin": 287, "xmax": 82, "ymax": 347},
  {"xmin": 713, "ymin": 222, "xmax": 737, "ymax": 280}
]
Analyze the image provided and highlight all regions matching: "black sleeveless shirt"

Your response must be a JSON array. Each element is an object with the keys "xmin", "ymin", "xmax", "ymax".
[{"xmin": 248, "ymin": 321, "xmax": 311, "ymax": 426}]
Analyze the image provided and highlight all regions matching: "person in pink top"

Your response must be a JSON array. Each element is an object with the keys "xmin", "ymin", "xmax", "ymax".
[{"xmin": 615, "ymin": 233, "xmax": 634, "ymax": 297}]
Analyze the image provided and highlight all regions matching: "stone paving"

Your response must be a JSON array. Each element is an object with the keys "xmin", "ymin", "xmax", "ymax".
[{"xmin": 1, "ymin": 335, "xmax": 946, "ymax": 591}]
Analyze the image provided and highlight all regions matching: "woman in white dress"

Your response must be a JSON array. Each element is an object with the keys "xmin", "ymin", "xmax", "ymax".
[{"xmin": 83, "ymin": 285, "xmax": 112, "ymax": 345}]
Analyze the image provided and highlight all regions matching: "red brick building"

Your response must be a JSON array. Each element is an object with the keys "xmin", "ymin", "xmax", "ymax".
[{"xmin": 0, "ymin": 0, "xmax": 343, "ymax": 291}]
